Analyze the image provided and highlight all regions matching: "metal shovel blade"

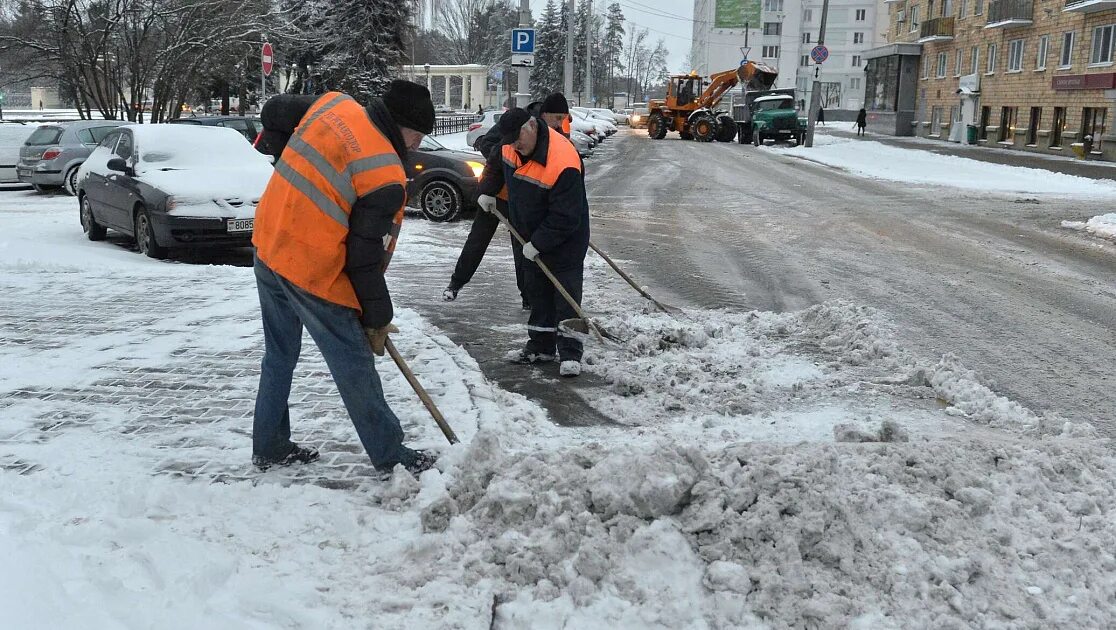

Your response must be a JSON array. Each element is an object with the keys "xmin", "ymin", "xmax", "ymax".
[{"xmin": 560, "ymin": 317, "xmax": 624, "ymax": 344}]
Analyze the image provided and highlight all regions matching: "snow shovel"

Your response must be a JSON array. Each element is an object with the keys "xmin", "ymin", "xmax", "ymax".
[
  {"xmin": 384, "ymin": 338, "xmax": 459, "ymax": 445},
  {"xmin": 489, "ymin": 207, "xmax": 617, "ymax": 344},
  {"xmin": 588, "ymin": 241, "xmax": 682, "ymax": 315}
]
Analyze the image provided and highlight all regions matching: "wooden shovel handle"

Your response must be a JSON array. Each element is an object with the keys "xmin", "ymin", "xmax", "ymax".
[{"xmin": 385, "ymin": 338, "xmax": 459, "ymax": 445}]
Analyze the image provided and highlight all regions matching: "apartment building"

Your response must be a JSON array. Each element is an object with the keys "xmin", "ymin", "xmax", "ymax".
[
  {"xmin": 866, "ymin": 0, "xmax": 1115, "ymax": 160},
  {"xmin": 693, "ymin": 0, "xmax": 888, "ymax": 110}
]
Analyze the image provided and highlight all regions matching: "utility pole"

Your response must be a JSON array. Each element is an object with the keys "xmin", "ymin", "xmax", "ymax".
[
  {"xmin": 804, "ymin": 0, "xmax": 830, "ymax": 147},
  {"xmin": 584, "ymin": 0, "xmax": 592, "ymax": 106},
  {"xmin": 516, "ymin": 0, "xmax": 532, "ymax": 107},
  {"xmin": 564, "ymin": 0, "xmax": 575, "ymax": 95}
]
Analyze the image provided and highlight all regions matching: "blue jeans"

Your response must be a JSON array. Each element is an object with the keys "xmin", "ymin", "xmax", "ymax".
[{"xmin": 252, "ymin": 254, "xmax": 411, "ymax": 468}]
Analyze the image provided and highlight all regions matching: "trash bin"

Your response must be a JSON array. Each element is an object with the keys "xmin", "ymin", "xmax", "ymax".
[
  {"xmin": 966, "ymin": 124, "xmax": 978, "ymax": 145},
  {"xmin": 1071, "ymin": 142, "xmax": 1086, "ymax": 159}
]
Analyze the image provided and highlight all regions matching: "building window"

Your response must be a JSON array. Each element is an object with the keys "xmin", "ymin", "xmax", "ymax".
[
  {"xmin": 855, "ymin": 9, "xmax": 866, "ymax": 20},
  {"xmin": 1091, "ymin": 25, "xmax": 1115, "ymax": 66},
  {"xmin": 986, "ymin": 43, "xmax": 998, "ymax": 74},
  {"xmin": 960, "ymin": 0, "xmax": 968, "ymax": 17},
  {"xmin": 803, "ymin": 32, "xmax": 812, "ymax": 44},
  {"xmin": 1082, "ymin": 107, "xmax": 1107, "ymax": 149},
  {"xmin": 979, "ymin": 106, "xmax": 990, "ymax": 140},
  {"xmin": 910, "ymin": 6, "xmax": 920, "ymax": 32},
  {"xmin": 955, "ymin": 50, "xmax": 963, "ymax": 76},
  {"xmin": 1036, "ymin": 35, "xmax": 1049, "ymax": 70},
  {"xmin": 943, "ymin": 0, "xmax": 953, "ymax": 17},
  {"xmin": 970, "ymin": 46, "xmax": 979, "ymax": 75},
  {"xmin": 922, "ymin": 55, "xmax": 930, "ymax": 79},
  {"xmin": 853, "ymin": 55, "xmax": 862, "ymax": 67},
  {"xmin": 850, "ymin": 77, "xmax": 861, "ymax": 90},
  {"xmin": 1061, "ymin": 32, "xmax": 1075, "ymax": 68},
  {"xmin": 804, "ymin": 8, "xmax": 813, "ymax": 21},
  {"xmin": 764, "ymin": 22, "xmax": 782, "ymax": 36},
  {"xmin": 764, "ymin": 0, "xmax": 784, "ymax": 10},
  {"xmin": 1008, "ymin": 39, "xmax": 1024, "ymax": 72},
  {"xmin": 974, "ymin": 0, "xmax": 983, "ymax": 15},
  {"xmin": 762, "ymin": 45, "xmax": 780, "ymax": 58},
  {"xmin": 1050, "ymin": 107, "xmax": 1065, "ymax": 147},
  {"xmin": 937, "ymin": 52, "xmax": 947, "ymax": 77},
  {"xmin": 931, "ymin": 106, "xmax": 943, "ymax": 136},
  {"xmin": 1027, "ymin": 107, "xmax": 1041, "ymax": 145},
  {"xmin": 999, "ymin": 107, "xmax": 1017, "ymax": 142},
  {"xmin": 800, "ymin": 55, "xmax": 810, "ymax": 66},
  {"xmin": 854, "ymin": 32, "xmax": 864, "ymax": 44}
]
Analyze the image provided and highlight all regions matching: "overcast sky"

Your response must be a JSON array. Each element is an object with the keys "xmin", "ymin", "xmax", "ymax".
[{"xmin": 527, "ymin": 0, "xmax": 697, "ymax": 73}]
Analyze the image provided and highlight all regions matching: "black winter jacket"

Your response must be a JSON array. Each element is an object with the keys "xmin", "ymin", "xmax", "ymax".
[{"xmin": 258, "ymin": 94, "xmax": 407, "ymax": 328}]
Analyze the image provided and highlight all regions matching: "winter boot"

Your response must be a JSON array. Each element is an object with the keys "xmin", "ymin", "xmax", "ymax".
[
  {"xmin": 521, "ymin": 298, "xmax": 531, "ymax": 310},
  {"xmin": 442, "ymin": 284, "xmax": 460, "ymax": 301},
  {"xmin": 375, "ymin": 449, "xmax": 438, "ymax": 476},
  {"xmin": 506, "ymin": 348, "xmax": 557, "ymax": 364},
  {"xmin": 253, "ymin": 444, "xmax": 319, "ymax": 471},
  {"xmin": 559, "ymin": 360, "xmax": 582, "ymax": 377}
]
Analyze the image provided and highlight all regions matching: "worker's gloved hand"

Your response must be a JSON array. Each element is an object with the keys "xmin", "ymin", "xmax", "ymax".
[
  {"xmin": 364, "ymin": 323, "xmax": 399, "ymax": 356},
  {"xmin": 477, "ymin": 194, "xmax": 497, "ymax": 214},
  {"xmin": 522, "ymin": 242, "xmax": 540, "ymax": 261}
]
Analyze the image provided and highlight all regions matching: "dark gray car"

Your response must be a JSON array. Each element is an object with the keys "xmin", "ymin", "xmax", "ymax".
[{"xmin": 18, "ymin": 120, "xmax": 126, "ymax": 195}]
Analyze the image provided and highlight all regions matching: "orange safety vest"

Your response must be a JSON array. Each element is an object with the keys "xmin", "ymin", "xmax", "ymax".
[
  {"xmin": 501, "ymin": 125, "xmax": 582, "ymax": 189},
  {"xmin": 253, "ymin": 92, "xmax": 407, "ymax": 311},
  {"xmin": 561, "ymin": 116, "xmax": 571, "ymax": 136}
]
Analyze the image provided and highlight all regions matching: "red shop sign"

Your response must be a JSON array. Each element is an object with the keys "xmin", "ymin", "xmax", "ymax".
[{"xmin": 1052, "ymin": 72, "xmax": 1116, "ymax": 90}]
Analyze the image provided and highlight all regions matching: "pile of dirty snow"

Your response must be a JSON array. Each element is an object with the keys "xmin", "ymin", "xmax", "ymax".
[{"xmin": 1062, "ymin": 213, "xmax": 1116, "ymax": 241}]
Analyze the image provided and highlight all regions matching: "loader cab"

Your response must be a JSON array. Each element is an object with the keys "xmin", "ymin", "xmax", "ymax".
[{"xmin": 670, "ymin": 75, "xmax": 706, "ymax": 109}]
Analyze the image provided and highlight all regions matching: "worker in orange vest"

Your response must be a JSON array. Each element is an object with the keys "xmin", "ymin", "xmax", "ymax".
[
  {"xmin": 251, "ymin": 80, "xmax": 437, "ymax": 475},
  {"xmin": 539, "ymin": 93, "xmax": 572, "ymax": 136}
]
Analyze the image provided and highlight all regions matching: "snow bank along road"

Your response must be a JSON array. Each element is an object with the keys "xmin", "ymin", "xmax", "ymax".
[{"xmin": 2, "ymin": 132, "xmax": 1116, "ymax": 629}]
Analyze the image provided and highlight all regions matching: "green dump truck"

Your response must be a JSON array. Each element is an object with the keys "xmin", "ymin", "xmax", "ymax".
[{"xmin": 733, "ymin": 89, "xmax": 807, "ymax": 147}]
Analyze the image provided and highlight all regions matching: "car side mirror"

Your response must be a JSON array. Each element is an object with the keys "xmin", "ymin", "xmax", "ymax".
[{"xmin": 106, "ymin": 157, "xmax": 131, "ymax": 175}]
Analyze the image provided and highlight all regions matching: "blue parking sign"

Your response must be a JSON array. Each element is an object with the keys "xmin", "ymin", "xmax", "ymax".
[{"xmin": 511, "ymin": 28, "xmax": 535, "ymax": 54}]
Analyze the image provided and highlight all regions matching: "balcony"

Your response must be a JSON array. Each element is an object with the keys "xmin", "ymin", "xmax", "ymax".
[
  {"xmin": 1064, "ymin": 0, "xmax": 1116, "ymax": 11},
  {"xmin": 918, "ymin": 17, "xmax": 955, "ymax": 42},
  {"xmin": 986, "ymin": 0, "xmax": 1033, "ymax": 27}
]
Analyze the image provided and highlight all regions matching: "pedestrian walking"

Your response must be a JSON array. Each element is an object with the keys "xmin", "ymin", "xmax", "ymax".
[
  {"xmin": 442, "ymin": 108, "xmax": 530, "ymax": 308},
  {"xmin": 856, "ymin": 108, "xmax": 867, "ymax": 136},
  {"xmin": 250, "ymin": 80, "xmax": 438, "ymax": 475},
  {"xmin": 485, "ymin": 108, "xmax": 590, "ymax": 377},
  {"xmin": 817, "ymin": 107, "xmax": 826, "ymax": 126},
  {"xmin": 476, "ymin": 104, "xmax": 484, "ymax": 117}
]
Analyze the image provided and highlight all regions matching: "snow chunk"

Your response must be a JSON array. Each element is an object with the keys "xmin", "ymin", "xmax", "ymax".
[
  {"xmin": 587, "ymin": 445, "xmax": 705, "ymax": 519},
  {"xmin": 1062, "ymin": 213, "xmax": 1116, "ymax": 241}
]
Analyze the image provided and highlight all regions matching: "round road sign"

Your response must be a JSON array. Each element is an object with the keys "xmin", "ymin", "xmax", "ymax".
[
  {"xmin": 262, "ymin": 42, "xmax": 274, "ymax": 76},
  {"xmin": 810, "ymin": 45, "xmax": 829, "ymax": 64}
]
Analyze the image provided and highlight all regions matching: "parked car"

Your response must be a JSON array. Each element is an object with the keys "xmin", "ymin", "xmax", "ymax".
[
  {"xmin": 0, "ymin": 122, "xmax": 37, "ymax": 184},
  {"xmin": 569, "ymin": 130, "xmax": 594, "ymax": 157},
  {"xmin": 591, "ymin": 107, "xmax": 628, "ymax": 125},
  {"xmin": 467, "ymin": 110, "xmax": 504, "ymax": 150},
  {"xmin": 19, "ymin": 120, "xmax": 127, "ymax": 195},
  {"xmin": 168, "ymin": 115, "xmax": 262, "ymax": 142},
  {"xmin": 572, "ymin": 108, "xmax": 618, "ymax": 135},
  {"xmin": 629, "ymin": 108, "xmax": 650, "ymax": 129},
  {"xmin": 570, "ymin": 110, "xmax": 611, "ymax": 140},
  {"xmin": 405, "ymin": 135, "xmax": 486, "ymax": 222},
  {"xmin": 76, "ymin": 125, "xmax": 273, "ymax": 259}
]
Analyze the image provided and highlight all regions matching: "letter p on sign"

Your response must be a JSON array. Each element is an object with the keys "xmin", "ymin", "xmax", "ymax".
[{"xmin": 511, "ymin": 28, "xmax": 535, "ymax": 54}]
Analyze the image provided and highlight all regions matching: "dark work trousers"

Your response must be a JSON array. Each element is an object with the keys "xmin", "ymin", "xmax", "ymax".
[
  {"xmin": 449, "ymin": 199, "xmax": 527, "ymax": 302},
  {"xmin": 522, "ymin": 261, "xmax": 584, "ymax": 362}
]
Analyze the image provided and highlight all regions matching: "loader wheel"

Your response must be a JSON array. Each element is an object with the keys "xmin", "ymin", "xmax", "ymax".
[
  {"xmin": 691, "ymin": 115, "xmax": 715, "ymax": 142},
  {"xmin": 715, "ymin": 115, "xmax": 737, "ymax": 142},
  {"xmin": 647, "ymin": 113, "xmax": 667, "ymax": 139}
]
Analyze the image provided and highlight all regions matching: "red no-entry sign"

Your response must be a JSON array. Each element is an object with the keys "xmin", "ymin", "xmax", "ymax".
[{"xmin": 262, "ymin": 42, "xmax": 274, "ymax": 77}]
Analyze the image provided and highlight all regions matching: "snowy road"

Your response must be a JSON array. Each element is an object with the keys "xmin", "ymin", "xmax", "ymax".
[{"xmin": 587, "ymin": 129, "xmax": 1116, "ymax": 435}]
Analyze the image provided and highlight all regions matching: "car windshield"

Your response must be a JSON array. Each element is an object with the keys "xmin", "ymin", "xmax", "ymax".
[
  {"xmin": 755, "ymin": 98, "xmax": 793, "ymax": 111},
  {"xmin": 419, "ymin": 136, "xmax": 447, "ymax": 151},
  {"xmin": 25, "ymin": 126, "xmax": 63, "ymax": 146},
  {"xmin": 135, "ymin": 126, "xmax": 269, "ymax": 171}
]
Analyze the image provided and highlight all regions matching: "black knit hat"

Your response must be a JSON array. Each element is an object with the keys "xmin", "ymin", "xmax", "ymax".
[
  {"xmin": 540, "ymin": 93, "xmax": 569, "ymax": 115},
  {"xmin": 383, "ymin": 79, "xmax": 435, "ymax": 134},
  {"xmin": 496, "ymin": 107, "xmax": 531, "ymax": 144},
  {"xmin": 526, "ymin": 101, "xmax": 542, "ymax": 116}
]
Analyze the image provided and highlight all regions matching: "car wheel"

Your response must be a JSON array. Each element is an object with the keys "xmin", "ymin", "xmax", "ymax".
[
  {"xmin": 79, "ymin": 195, "xmax": 106, "ymax": 241},
  {"xmin": 134, "ymin": 205, "xmax": 168, "ymax": 259},
  {"xmin": 419, "ymin": 180, "xmax": 462, "ymax": 222},
  {"xmin": 63, "ymin": 166, "xmax": 80, "ymax": 196}
]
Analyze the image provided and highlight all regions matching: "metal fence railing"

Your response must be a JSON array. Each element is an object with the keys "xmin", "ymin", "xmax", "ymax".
[
  {"xmin": 432, "ymin": 114, "xmax": 480, "ymax": 136},
  {"xmin": 987, "ymin": 0, "xmax": 1033, "ymax": 24},
  {"xmin": 919, "ymin": 17, "xmax": 955, "ymax": 40}
]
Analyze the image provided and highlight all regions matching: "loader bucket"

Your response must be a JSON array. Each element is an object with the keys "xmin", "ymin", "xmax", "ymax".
[{"xmin": 737, "ymin": 61, "xmax": 779, "ymax": 91}]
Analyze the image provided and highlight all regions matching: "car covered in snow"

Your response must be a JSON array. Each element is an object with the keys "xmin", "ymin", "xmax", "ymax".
[{"xmin": 76, "ymin": 124, "xmax": 273, "ymax": 259}]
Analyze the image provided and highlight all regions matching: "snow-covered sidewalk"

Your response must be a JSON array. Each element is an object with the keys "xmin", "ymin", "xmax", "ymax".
[{"xmin": 2, "ymin": 190, "xmax": 1115, "ymax": 628}]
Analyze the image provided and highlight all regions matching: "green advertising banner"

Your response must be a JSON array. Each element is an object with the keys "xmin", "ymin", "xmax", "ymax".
[{"xmin": 714, "ymin": 0, "xmax": 761, "ymax": 29}]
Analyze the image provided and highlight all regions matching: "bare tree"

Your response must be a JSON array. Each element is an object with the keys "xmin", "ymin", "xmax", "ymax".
[{"xmin": 435, "ymin": 0, "xmax": 516, "ymax": 67}]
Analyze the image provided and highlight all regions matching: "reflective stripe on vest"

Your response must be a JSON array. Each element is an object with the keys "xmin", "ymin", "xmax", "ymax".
[
  {"xmin": 252, "ymin": 92, "xmax": 406, "ymax": 310},
  {"xmin": 501, "ymin": 126, "xmax": 582, "ymax": 191}
]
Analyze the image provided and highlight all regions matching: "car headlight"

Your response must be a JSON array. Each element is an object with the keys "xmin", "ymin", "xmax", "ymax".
[{"xmin": 466, "ymin": 160, "xmax": 484, "ymax": 179}]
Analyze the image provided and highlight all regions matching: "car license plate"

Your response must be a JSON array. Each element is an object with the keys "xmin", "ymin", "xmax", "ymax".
[
  {"xmin": 17, "ymin": 168, "xmax": 30, "ymax": 177},
  {"xmin": 227, "ymin": 218, "xmax": 254, "ymax": 233}
]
